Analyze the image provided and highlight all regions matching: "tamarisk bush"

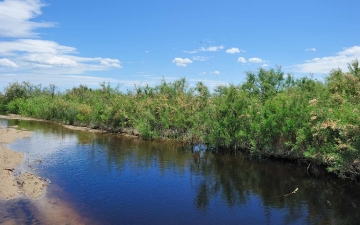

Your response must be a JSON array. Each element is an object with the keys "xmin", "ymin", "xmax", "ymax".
[{"xmin": 1, "ymin": 60, "xmax": 360, "ymax": 178}]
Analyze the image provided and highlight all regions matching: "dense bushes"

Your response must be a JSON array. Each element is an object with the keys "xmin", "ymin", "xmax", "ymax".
[
  {"xmin": 0, "ymin": 92, "xmax": 5, "ymax": 113},
  {"xmin": 1, "ymin": 60, "xmax": 360, "ymax": 178}
]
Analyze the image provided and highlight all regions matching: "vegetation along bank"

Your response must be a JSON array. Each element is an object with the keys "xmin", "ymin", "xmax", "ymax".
[{"xmin": 1, "ymin": 60, "xmax": 360, "ymax": 179}]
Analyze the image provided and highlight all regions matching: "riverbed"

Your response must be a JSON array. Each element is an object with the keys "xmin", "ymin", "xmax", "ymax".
[{"xmin": 1, "ymin": 118, "xmax": 360, "ymax": 224}]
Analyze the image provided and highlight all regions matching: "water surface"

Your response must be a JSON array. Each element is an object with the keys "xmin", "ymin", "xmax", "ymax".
[{"xmin": 1, "ymin": 119, "xmax": 360, "ymax": 224}]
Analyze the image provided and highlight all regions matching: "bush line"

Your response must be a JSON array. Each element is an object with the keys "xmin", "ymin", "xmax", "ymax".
[{"xmin": 1, "ymin": 60, "xmax": 360, "ymax": 179}]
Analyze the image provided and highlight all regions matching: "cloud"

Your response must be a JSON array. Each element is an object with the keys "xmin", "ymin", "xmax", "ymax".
[
  {"xmin": 249, "ymin": 57, "xmax": 264, "ymax": 63},
  {"xmin": 237, "ymin": 57, "xmax": 246, "ymax": 63},
  {"xmin": 0, "ymin": 58, "xmax": 18, "ymax": 68},
  {"xmin": 306, "ymin": 48, "xmax": 316, "ymax": 52},
  {"xmin": 22, "ymin": 53, "xmax": 77, "ymax": 67},
  {"xmin": 200, "ymin": 45, "xmax": 224, "ymax": 52},
  {"xmin": 172, "ymin": 57, "xmax": 192, "ymax": 67},
  {"xmin": 0, "ymin": 2, "xmax": 121, "ymax": 77},
  {"xmin": 0, "ymin": 39, "xmax": 76, "ymax": 55},
  {"xmin": 226, "ymin": 47, "xmax": 243, "ymax": 54},
  {"xmin": 192, "ymin": 56, "xmax": 210, "ymax": 61},
  {"xmin": 261, "ymin": 64, "xmax": 269, "ymax": 67},
  {"xmin": 0, "ymin": 39, "xmax": 121, "ymax": 73},
  {"xmin": 98, "ymin": 58, "xmax": 121, "ymax": 68},
  {"xmin": 0, "ymin": 0, "xmax": 55, "ymax": 38},
  {"xmin": 184, "ymin": 45, "xmax": 224, "ymax": 54},
  {"xmin": 295, "ymin": 46, "xmax": 360, "ymax": 74},
  {"xmin": 183, "ymin": 50, "xmax": 198, "ymax": 54},
  {"xmin": 199, "ymin": 71, "xmax": 220, "ymax": 75}
]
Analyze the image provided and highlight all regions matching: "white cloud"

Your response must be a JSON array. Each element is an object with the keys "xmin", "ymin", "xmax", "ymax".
[
  {"xmin": 184, "ymin": 45, "xmax": 224, "ymax": 54},
  {"xmin": 0, "ymin": 0, "xmax": 55, "ymax": 38},
  {"xmin": 339, "ymin": 46, "xmax": 360, "ymax": 55},
  {"xmin": 261, "ymin": 64, "xmax": 269, "ymax": 67},
  {"xmin": 98, "ymin": 58, "xmax": 121, "ymax": 68},
  {"xmin": 295, "ymin": 46, "xmax": 360, "ymax": 74},
  {"xmin": 200, "ymin": 45, "xmax": 224, "ymax": 52},
  {"xmin": 0, "ymin": 58, "xmax": 18, "ymax": 68},
  {"xmin": 183, "ymin": 50, "xmax": 198, "ymax": 54},
  {"xmin": 0, "ymin": 39, "xmax": 121, "ymax": 73},
  {"xmin": 0, "ymin": 2, "xmax": 121, "ymax": 77},
  {"xmin": 237, "ymin": 57, "xmax": 246, "ymax": 63},
  {"xmin": 226, "ymin": 47, "xmax": 243, "ymax": 54},
  {"xmin": 249, "ymin": 57, "xmax": 264, "ymax": 63},
  {"xmin": 0, "ymin": 39, "xmax": 76, "ymax": 55},
  {"xmin": 22, "ymin": 53, "xmax": 77, "ymax": 67},
  {"xmin": 199, "ymin": 71, "xmax": 220, "ymax": 75},
  {"xmin": 192, "ymin": 56, "xmax": 210, "ymax": 61},
  {"xmin": 306, "ymin": 48, "xmax": 316, "ymax": 52},
  {"xmin": 172, "ymin": 57, "xmax": 192, "ymax": 67}
]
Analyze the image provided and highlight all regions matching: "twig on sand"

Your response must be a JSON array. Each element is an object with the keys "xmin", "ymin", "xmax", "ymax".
[
  {"xmin": 4, "ymin": 168, "xmax": 15, "ymax": 175},
  {"xmin": 4, "ymin": 168, "xmax": 14, "ymax": 172},
  {"xmin": 276, "ymin": 188, "xmax": 299, "ymax": 198}
]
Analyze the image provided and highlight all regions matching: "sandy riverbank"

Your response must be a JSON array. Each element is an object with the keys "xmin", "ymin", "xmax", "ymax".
[
  {"xmin": 0, "ymin": 121, "xmax": 94, "ymax": 224},
  {"xmin": 0, "ymin": 115, "xmax": 142, "ymax": 139},
  {"xmin": 0, "ymin": 114, "xmax": 104, "ymax": 133},
  {"xmin": 0, "ymin": 127, "xmax": 46, "ymax": 199}
]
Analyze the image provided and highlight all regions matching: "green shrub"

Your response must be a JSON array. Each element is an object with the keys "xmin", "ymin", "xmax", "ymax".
[{"xmin": 2, "ymin": 64, "xmax": 360, "ymax": 178}]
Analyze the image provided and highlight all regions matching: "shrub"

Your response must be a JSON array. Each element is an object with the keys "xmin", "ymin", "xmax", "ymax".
[{"xmin": 2, "ymin": 64, "xmax": 360, "ymax": 178}]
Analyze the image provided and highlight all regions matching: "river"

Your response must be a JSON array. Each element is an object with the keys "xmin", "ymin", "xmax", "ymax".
[{"xmin": 1, "ymin": 119, "xmax": 360, "ymax": 224}]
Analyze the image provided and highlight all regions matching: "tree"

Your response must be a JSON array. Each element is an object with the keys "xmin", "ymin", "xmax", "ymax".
[{"xmin": 348, "ymin": 59, "xmax": 360, "ymax": 78}]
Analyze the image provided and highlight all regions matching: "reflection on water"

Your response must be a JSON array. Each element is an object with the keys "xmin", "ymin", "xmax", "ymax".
[{"xmin": 2, "ymin": 119, "xmax": 360, "ymax": 224}]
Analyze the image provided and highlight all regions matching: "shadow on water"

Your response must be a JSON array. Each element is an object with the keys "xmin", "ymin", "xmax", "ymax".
[
  {"xmin": 0, "ymin": 200, "xmax": 42, "ymax": 225},
  {"xmin": 2, "ymin": 119, "xmax": 360, "ymax": 224}
]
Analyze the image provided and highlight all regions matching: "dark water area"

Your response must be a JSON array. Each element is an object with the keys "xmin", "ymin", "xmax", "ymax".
[{"xmin": 1, "ymin": 119, "xmax": 360, "ymax": 224}]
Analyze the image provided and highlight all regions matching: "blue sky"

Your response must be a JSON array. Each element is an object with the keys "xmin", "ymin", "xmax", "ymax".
[{"xmin": 0, "ymin": 0, "xmax": 359, "ymax": 91}]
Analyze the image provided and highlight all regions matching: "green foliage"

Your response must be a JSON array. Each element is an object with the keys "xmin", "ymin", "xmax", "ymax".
[
  {"xmin": 2, "ymin": 64, "xmax": 360, "ymax": 179},
  {"xmin": 0, "ymin": 91, "xmax": 5, "ymax": 113},
  {"xmin": 241, "ymin": 67, "xmax": 294, "ymax": 101},
  {"xmin": 348, "ymin": 59, "xmax": 360, "ymax": 78},
  {"xmin": 3, "ymin": 81, "xmax": 42, "ymax": 105}
]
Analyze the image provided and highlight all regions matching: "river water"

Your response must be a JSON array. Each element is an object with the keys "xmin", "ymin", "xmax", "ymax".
[{"xmin": 1, "ymin": 119, "xmax": 360, "ymax": 224}]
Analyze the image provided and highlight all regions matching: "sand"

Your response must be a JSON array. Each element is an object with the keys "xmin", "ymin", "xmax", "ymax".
[
  {"xmin": 0, "ymin": 127, "xmax": 46, "ymax": 200},
  {"xmin": 0, "ymin": 126, "xmax": 33, "ymax": 144},
  {"xmin": 0, "ymin": 114, "xmax": 140, "ymax": 137},
  {"xmin": 0, "ymin": 123, "xmax": 95, "ymax": 224}
]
